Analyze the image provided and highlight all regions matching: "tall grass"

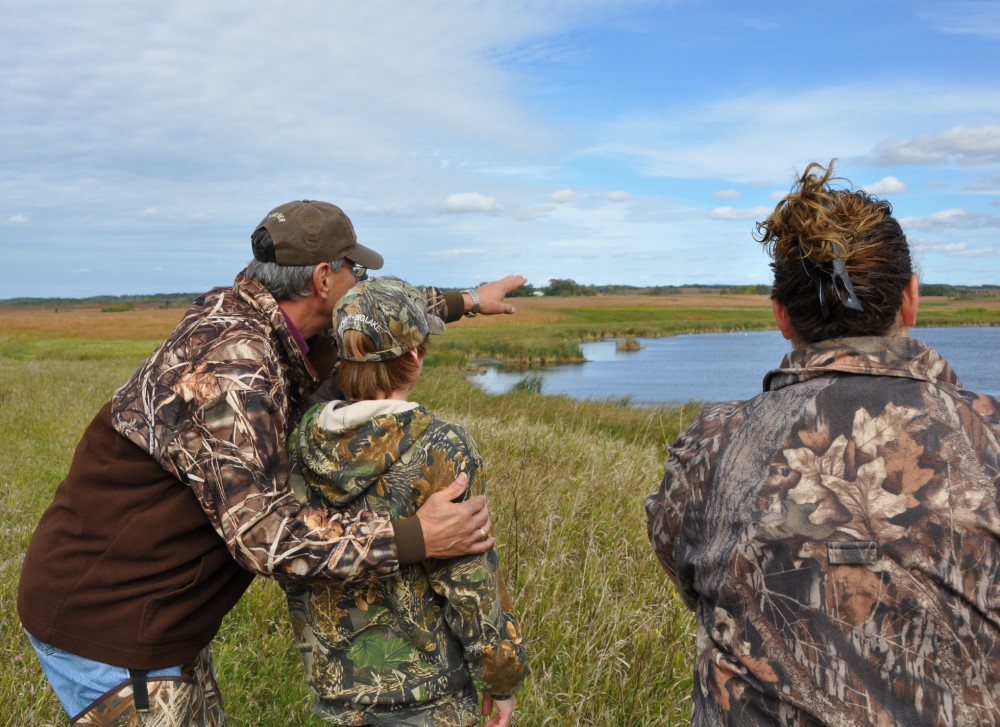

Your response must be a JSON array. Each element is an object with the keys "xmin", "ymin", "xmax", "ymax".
[
  {"xmin": 7, "ymin": 293, "xmax": 998, "ymax": 725},
  {"xmin": 1, "ymin": 341, "xmax": 697, "ymax": 726}
]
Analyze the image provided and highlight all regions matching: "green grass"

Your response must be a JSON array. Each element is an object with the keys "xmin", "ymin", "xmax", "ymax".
[
  {"xmin": 6, "ymin": 298, "xmax": 998, "ymax": 725},
  {"xmin": 0, "ymin": 334, "xmax": 163, "ymax": 362},
  {"xmin": 428, "ymin": 305, "xmax": 778, "ymax": 369},
  {"xmin": 916, "ymin": 305, "xmax": 1000, "ymax": 327},
  {"xmin": 1, "ymin": 342, "xmax": 697, "ymax": 726}
]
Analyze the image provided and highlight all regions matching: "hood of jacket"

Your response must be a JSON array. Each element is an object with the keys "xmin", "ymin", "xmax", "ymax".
[{"xmin": 294, "ymin": 399, "xmax": 434, "ymax": 506}]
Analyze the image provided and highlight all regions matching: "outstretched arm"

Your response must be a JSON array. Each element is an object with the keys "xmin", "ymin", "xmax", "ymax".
[
  {"xmin": 463, "ymin": 275, "xmax": 527, "ymax": 316},
  {"xmin": 420, "ymin": 275, "xmax": 527, "ymax": 324}
]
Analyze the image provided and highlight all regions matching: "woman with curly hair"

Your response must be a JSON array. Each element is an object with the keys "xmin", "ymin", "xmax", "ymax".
[{"xmin": 647, "ymin": 160, "xmax": 1000, "ymax": 726}]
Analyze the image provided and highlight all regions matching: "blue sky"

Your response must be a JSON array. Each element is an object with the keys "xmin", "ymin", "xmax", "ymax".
[{"xmin": 2, "ymin": 0, "xmax": 999, "ymax": 299}]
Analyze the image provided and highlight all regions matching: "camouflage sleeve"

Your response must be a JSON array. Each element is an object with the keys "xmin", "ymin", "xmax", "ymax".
[
  {"xmin": 422, "ymin": 426, "xmax": 528, "ymax": 698},
  {"xmin": 419, "ymin": 285, "xmax": 450, "ymax": 321},
  {"xmin": 645, "ymin": 403, "xmax": 736, "ymax": 610},
  {"xmin": 166, "ymin": 385, "xmax": 398, "ymax": 584}
]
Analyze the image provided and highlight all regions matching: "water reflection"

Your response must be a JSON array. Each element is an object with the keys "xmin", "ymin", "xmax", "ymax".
[{"xmin": 472, "ymin": 327, "xmax": 1000, "ymax": 404}]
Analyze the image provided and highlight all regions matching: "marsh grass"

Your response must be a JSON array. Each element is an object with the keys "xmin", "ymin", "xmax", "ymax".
[
  {"xmin": 6, "ymin": 292, "xmax": 997, "ymax": 725},
  {"xmin": 1, "ymin": 339, "xmax": 697, "ymax": 726}
]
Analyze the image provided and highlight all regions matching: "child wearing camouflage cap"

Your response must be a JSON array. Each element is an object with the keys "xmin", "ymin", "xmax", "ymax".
[{"xmin": 285, "ymin": 276, "xmax": 527, "ymax": 727}]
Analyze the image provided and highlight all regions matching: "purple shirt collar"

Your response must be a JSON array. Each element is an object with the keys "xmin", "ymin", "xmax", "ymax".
[{"xmin": 279, "ymin": 307, "xmax": 310, "ymax": 355}]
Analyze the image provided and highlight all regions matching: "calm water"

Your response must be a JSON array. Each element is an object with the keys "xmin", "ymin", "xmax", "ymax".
[{"xmin": 472, "ymin": 327, "xmax": 1000, "ymax": 405}]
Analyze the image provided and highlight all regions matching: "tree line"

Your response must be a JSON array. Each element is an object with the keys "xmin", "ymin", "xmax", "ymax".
[{"xmin": 2, "ymin": 282, "xmax": 998, "ymax": 308}]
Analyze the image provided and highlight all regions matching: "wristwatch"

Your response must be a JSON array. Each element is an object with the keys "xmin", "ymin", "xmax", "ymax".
[{"xmin": 463, "ymin": 288, "xmax": 481, "ymax": 318}]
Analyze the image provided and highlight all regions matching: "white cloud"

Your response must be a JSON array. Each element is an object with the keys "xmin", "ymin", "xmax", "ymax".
[
  {"xmin": 139, "ymin": 207, "xmax": 162, "ymax": 218},
  {"xmin": 714, "ymin": 189, "xmax": 741, "ymax": 199},
  {"xmin": 902, "ymin": 208, "xmax": 1000, "ymax": 230},
  {"xmin": 869, "ymin": 125, "xmax": 1000, "ymax": 165},
  {"xmin": 590, "ymin": 191, "xmax": 631, "ymax": 202},
  {"xmin": 357, "ymin": 203, "xmax": 416, "ymax": 218},
  {"xmin": 548, "ymin": 188, "xmax": 579, "ymax": 203},
  {"xmin": 430, "ymin": 248, "xmax": 486, "ymax": 259},
  {"xmin": 6, "ymin": 214, "xmax": 28, "ymax": 224},
  {"xmin": 919, "ymin": 3, "xmax": 1000, "ymax": 40},
  {"xmin": 912, "ymin": 239, "xmax": 994, "ymax": 257},
  {"xmin": 442, "ymin": 192, "xmax": 501, "ymax": 214},
  {"xmin": 513, "ymin": 206, "xmax": 553, "ymax": 221},
  {"xmin": 586, "ymin": 86, "xmax": 1000, "ymax": 183},
  {"xmin": 3, "ymin": 2, "xmax": 1000, "ymax": 295},
  {"xmin": 862, "ymin": 176, "xmax": 907, "ymax": 195},
  {"xmin": 709, "ymin": 205, "xmax": 771, "ymax": 221}
]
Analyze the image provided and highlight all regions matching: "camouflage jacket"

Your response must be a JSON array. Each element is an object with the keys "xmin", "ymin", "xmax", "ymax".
[
  {"xmin": 646, "ymin": 336, "xmax": 1000, "ymax": 727},
  {"xmin": 112, "ymin": 272, "xmax": 404, "ymax": 582},
  {"xmin": 285, "ymin": 399, "xmax": 527, "ymax": 714}
]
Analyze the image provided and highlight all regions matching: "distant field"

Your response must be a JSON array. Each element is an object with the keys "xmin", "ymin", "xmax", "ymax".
[{"xmin": 3, "ymin": 291, "xmax": 997, "ymax": 339}]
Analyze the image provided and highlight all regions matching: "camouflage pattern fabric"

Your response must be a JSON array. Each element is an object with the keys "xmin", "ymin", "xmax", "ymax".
[
  {"xmin": 286, "ymin": 399, "xmax": 526, "ymax": 722},
  {"xmin": 335, "ymin": 276, "xmax": 446, "ymax": 362},
  {"xmin": 111, "ymin": 272, "xmax": 398, "ymax": 583},
  {"xmin": 646, "ymin": 336, "xmax": 1000, "ymax": 726},
  {"xmin": 421, "ymin": 286, "xmax": 450, "ymax": 324},
  {"xmin": 312, "ymin": 683, "xmax": 479, "ymax": 726},
  {"xmin": 72, "ymin": 647, "xmax": 226, "ymax": 727}
]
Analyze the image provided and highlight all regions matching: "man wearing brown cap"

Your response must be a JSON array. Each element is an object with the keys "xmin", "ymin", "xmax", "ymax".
[{"xmin": 17, "ymin": 200, "xmax": 525, "ymax": 725}]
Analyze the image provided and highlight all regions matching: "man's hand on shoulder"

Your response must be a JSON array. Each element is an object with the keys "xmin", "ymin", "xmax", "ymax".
[{"xmin": 416, "ymin": 473, "xmax": 494, "ymax": 558}]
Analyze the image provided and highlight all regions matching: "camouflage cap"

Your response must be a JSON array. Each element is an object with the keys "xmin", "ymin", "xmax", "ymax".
[{"xmin": 335, "ymin": 276, "xmax": 446, "ymax": 362}]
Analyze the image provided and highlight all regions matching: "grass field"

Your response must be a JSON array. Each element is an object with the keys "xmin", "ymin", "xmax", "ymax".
[{"xmin": 2, "ymin": 291, "xmax": 999, "ymax": 726}]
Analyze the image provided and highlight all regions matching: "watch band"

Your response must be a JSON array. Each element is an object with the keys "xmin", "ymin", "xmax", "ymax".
[{"xmin": 463, "ymin": 288, "xmax": 481, "ymax": 318}]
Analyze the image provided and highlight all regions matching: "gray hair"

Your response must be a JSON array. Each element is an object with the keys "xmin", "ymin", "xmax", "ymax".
[{"xmin": 245, "ymin": 258, "xmax": 345, "ymax": 301}]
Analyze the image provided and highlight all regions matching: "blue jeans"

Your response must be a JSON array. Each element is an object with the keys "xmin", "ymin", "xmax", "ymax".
[{"xmin": 26, "ymin": 631, "xmax": 183, "ymax": 719}]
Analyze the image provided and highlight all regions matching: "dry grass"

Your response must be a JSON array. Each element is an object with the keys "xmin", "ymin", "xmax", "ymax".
[
  {"xmin": 5, "ymin": 290, "xmax": 999, "ymax": 725},
  {"xmin": 0, "ymin": 305, "xmax": 186, "ymax": 339},
  {"xmin": 4, "ymin": 291, "xmax": 998, "ymax": 337},
  {"xmin": 2, "ymin": 303, "xmax": 701, "ymax": 726}
]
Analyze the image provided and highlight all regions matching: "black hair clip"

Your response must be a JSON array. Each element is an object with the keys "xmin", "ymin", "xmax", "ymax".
[{"xmin": 800, "ymin": 254, "xmax": 864, "ymax": 321}]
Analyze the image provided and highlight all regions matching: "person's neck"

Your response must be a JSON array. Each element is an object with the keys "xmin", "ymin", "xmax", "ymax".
[
  {"xmin": 374, "ymin": 386, "xmax": 412, "ymax": 401},
  {"xmin": 278, "ymin": 297, "xmax": 326, "ymax": 340}
]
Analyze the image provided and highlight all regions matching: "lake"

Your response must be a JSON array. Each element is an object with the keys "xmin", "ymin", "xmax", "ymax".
[{"xmin": 472, "ymin": 327, "xmax": 1000, "ymax": 404}]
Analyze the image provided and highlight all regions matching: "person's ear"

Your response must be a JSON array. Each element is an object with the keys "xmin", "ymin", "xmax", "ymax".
[
  {"xmin": 899, "ymin": 273, "xmax": 919, "ymax": 329},
  {"xmin": 772, "ymin": 298, "xmax": 796, "ymax": 340},
  {"xmin": 312, "ymin": 263, "xmax": 330, "ymax": 299}
]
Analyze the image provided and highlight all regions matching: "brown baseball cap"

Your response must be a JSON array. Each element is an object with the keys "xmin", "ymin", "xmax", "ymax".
[{"xmin": 252, "ymin": 200, "xmax": 384, "ymax": 268}]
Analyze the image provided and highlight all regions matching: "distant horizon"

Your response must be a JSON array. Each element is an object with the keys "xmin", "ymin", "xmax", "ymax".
[{"xmin": 3, "ymin": 280, "xmax": 998, "ymax": 306}]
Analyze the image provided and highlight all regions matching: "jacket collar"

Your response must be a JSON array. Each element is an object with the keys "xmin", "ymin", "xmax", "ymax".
[
  {"xmin": 232, "ymin": 271, "xmax": 319, "ymax": 393},
  {"xmin": 763, "ymin": 336, "xmax": 961, "ymax": 393}
]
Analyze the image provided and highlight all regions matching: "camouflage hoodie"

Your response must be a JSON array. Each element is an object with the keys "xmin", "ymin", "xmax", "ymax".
[
  {"xmin": 285, "ymin": 398, "xmax": 526, "ymax": 716},
  {"xmin": 646, "ymin": 336, "xmax": 1000, "ymax": 727}
]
